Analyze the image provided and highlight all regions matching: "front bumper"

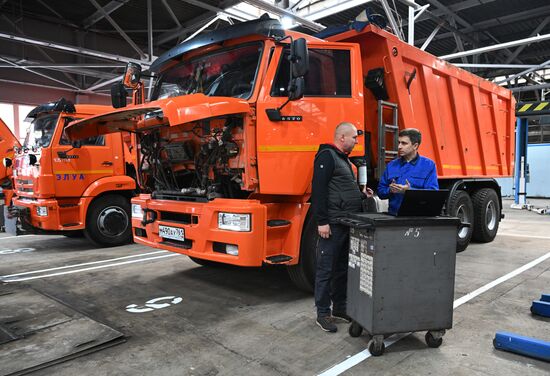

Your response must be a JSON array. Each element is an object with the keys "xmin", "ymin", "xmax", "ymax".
[
  {"xmin": 131, "ymin": 196, "xmax": 267, "ymax": 266},
  {"xmin": 11, "ymin": 197, "xmax": 87, "ymax": 232}
]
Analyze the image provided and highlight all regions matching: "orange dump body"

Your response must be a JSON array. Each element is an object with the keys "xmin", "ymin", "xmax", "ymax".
[{"xmin": 327, "ymin": 25, "xmax": 515, "ymax": 179}]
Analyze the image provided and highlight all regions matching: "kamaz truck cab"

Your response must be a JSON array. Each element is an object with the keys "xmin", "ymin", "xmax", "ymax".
[{"xmin": 7, "ymin": 98, "xmax": 137, "ymax": 246}]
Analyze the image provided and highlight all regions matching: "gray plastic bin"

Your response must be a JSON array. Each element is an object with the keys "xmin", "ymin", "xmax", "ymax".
[{"xmin": 340, "ymin": 213, "xmax": 460, "ymax": 356}]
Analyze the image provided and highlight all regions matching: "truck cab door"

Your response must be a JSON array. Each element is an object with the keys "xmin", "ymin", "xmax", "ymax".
[
  {"xmin": 0, "ymin": 118, "xmax": 21, "ymax": 184},
  {"xmin": 256, "ymin": 43, "xmax": 365, "ymax": 195},
  {"xmin": 52, "ymin": 117, "xmax": 115, "ymax": 197}
]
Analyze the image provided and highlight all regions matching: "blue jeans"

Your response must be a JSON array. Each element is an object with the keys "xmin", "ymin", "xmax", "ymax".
[{"xmin": 314, "ymin": 224, "xmax": 349, "ymax": 317}]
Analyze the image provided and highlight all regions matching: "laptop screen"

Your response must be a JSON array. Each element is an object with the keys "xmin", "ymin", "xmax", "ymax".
[{"xmin": 395, "ymin": 189, "xmax": 449, "ymax": 217}]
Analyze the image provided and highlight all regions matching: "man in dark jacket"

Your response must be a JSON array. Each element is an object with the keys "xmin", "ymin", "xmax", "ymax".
[{"xmin": 311, "ymin": 122, "xmax": 372, "ymax": 333}]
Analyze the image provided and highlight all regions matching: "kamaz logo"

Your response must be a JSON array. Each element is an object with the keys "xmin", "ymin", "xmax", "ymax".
[
  {"xmin": 60, "ymin": 154, "xmax": 78, "ymax": 159},
  {"xmin": 56, "ymin": 174, "xmax": 85, "ymax": 181}
]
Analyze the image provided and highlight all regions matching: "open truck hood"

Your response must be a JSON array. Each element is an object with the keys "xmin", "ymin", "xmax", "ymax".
[
  {"xmin": 66, "ymin": 94, "xmax": 250, "ymax": 140},
  {"xmin": 0, "ymin": 117, "xmax": 21, "ymax": 183}
]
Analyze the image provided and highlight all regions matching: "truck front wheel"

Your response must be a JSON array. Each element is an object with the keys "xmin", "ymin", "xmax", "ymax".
[
  {"xmin": 471, "ymin": 188, "xmax": 500, "ymax": 243},
  {"xmin": 287, "ymin": 212, "xmax": 318, "ymax": 292},
  {"xmin": 447, "ymin": 190, "xmax": 474, "ymax": 253},
  {"xmin": 85, "ymin": 194, "xmax": 132, "ymax": 247}
]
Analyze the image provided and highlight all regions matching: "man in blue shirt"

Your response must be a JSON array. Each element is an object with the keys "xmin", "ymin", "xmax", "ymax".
[{"xmin": 377, "ymin": 128, "xmax": 439, "ymax": 215}]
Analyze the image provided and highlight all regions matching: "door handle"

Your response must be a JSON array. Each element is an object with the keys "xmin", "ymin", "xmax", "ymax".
[{"xmin": 102, "ymin": 161, "xmax": 113, "ymax": 166}]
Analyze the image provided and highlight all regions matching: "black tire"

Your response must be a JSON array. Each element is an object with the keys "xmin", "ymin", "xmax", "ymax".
[
  {"xmin": 425, "ymin": 332, "xmax": 443, "ymax": 348},
  {"xmin": 368, "ymin": 340, "xmax": 385, "ymax": 356},
  {"xmin": 287, "ymin": 210, "xmax": 318, "ymax": 292},
  {"xmin": 84, "ymin": 194, "xmax": 132, "ymax": 247},
  {"xmin": 471, "ymin": 188, "xmax": 500, "ymax": 243},
  {"xmin": 62, "ymin": 230, "xmax": 84, "ymax": 238},
  {"xmin": 447, "ymin": 190, "xmax": 474, "ymax": 253},
  {"xmin": 349, "ymin": 321, "xmax": 363, "ymax": 337}
]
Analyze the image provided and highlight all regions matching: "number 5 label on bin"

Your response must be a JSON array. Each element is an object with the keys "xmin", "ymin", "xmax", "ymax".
[{"xmin": 404, "ymin": 227, "xmax": 421, "ymax": 238}]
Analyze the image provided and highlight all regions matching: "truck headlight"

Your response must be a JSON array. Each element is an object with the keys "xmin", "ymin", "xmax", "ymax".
[
  {"xmin": 132, "ymin": 204, "xmax": 143, "ymax": 218},
  {"xmin": 218, "ymin": 213, "xmax": 250, "ymax": 232},
  {"xmin": 36, "ymin": 206, "xmax": 48, "ymax": 216}
]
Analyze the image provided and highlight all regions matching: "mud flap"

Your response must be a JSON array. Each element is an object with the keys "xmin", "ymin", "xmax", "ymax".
[{"xmin": 0, "ymin": 286, "xmax": 125, "ymax": 375}]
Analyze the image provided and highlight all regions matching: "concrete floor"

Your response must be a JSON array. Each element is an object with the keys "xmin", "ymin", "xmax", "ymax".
[{"xmin": 1, "ymin": 197, "xmax": 549, "ymax": 375}]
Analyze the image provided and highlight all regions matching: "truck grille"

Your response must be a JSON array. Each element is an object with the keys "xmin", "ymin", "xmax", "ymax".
[
  {"xmin": 152, "ymin": 190, "xmax": 208, "ymax": 202},
  {"xmin": 161, "ymin": 239, "xmax": 193, "ymax": 249},
  {"xmin": 159, "ymin": 211, "xmax": 198, "ymax": 224},
  {"xmin": 15, "ymin": 178, "xmax": 34, "ymax": 194}
]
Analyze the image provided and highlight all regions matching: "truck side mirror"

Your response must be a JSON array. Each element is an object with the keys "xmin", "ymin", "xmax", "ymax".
[
  {"xmin": 111, "ymin": 82, "xmax": 128, "ymax": 109},
  {"xmin": 288, "ymin": 77, "xmax": 304, "ymax": 100},
  {"xmin": 290, "ymin": 38, "xmax": 309, "ymax": 78},
  {"xmin": 265, "ymin": 39, "xmax": 309, "ymax": 121},
  {"xmin": 3, "ymin": 157, "xmax": 12, "ymax": 168},
  {"xmin": 28, "ymin": 154, "xmax": 38, "ymax": 166},
  {"xmin": 123, "ymin": 62, "xmax": 142, "ymax": 89},
  {"xmin": 71, "ymin": 140, "xmax": 82, "ymax": 149}
]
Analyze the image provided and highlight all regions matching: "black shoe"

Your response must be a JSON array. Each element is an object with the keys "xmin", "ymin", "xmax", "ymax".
[
  {"xmin": 332, "ymin": 311, "xmax": 351, "ymax": 323},
  {"xmin": 316, "ymin": 316, "xmax": 337, "ymax": 332}
]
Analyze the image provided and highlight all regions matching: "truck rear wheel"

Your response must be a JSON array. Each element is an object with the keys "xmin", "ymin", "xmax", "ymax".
[
  {"xmin": 84, "ymin": 194, "xmax": 132, "ymax": 247},
  {"xmin": 447, "ymin": 190, "xmax": 474, "ymax": 253},
  {"xmin": 287, "ymin": 211, "xmax": 318, "ymax": 292},
  {"xmin": 471, "ymin": 188, "xmax": 500, "ymax": 243}
]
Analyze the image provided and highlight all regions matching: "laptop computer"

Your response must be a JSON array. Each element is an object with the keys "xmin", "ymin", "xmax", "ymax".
[{"xmin": 395, "ymin": 189, "xmax": 449, "ymax": 217}]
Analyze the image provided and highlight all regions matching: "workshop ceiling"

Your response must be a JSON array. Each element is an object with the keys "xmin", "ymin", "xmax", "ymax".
[{"xmin": 0, "ymin": 0, "xmax": 549, "ymax": 99}]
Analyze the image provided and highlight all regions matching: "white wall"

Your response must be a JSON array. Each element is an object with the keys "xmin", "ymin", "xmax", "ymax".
[
  {"xmin": 526, "ymin": 143, "xmax": 550, "ymax": 197},
  {"xmin": 497, "ymin": 143, "xmax": 550, "ymax": 198},
  {"xmin": 0, "ymin": 102, "xmax": 35, "ymax": 142}
]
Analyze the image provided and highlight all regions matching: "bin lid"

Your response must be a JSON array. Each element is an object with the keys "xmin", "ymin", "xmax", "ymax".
[{"xmin": 344, "ymin": 212, "xmax": 461, "ymax": 227}]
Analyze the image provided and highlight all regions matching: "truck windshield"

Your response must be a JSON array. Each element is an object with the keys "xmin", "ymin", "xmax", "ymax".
[
  {"xmin": 151, "ymin": 42, "xmax": 263, "ymax": 101},
  {"xmin": 23, "ymin": 114, "xmax": 58, "ymax": 149}
]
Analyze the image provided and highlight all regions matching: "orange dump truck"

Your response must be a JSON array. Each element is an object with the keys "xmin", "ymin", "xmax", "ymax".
[
  {"xmin": 5, "ymin": 99, "xmax": 137, "ymax": 246},
  {"xmin": 0, "ymin": 118, "xmax": 20, "ymax": 216},
  {"xmin": 67, "ymin": 17, "xmax": 514, "ymax": 290}
]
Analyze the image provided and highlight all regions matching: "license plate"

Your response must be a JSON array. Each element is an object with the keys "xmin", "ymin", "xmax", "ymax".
[{"xmin": 159, "ymin": 225, "xmax": 185, "ymax": 241}]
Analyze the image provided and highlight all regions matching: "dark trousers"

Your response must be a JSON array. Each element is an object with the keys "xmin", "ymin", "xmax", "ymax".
[{"xmin": 314, "ymin": 223, "xmax": 349, "ymax": 317}]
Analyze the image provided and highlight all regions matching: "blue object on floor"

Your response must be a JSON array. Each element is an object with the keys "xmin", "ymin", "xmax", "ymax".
[
  {"xmin": 531, "ymin": 300, "xmax": 550, "ymax": 317},
  {"xmin": 493, "ymin": 331, "xmax": 550, "ymax": 362},
  {"xmin": 540, "ymin": 294, "xmax": 550, "ymax": 302}
]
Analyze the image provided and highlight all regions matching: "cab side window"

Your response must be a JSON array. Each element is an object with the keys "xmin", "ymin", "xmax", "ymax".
[
  {"xmin": 271, "ymin": 48, "xmax": 351, "ymax": 97},
  {"xmin": 59, "ymin": 117, "xmax": 105, "ymax": 146}
]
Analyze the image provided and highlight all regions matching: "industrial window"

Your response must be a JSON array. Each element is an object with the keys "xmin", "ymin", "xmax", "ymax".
[
  {"xmin": 528, "ymin": 116, "xmax": 550, "ymax": 144},
  {"xmin": 271, "ymin": 48, "xmax": 351, "ymax": 97}
]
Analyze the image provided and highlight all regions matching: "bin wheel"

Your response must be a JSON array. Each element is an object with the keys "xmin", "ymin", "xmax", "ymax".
[
  {"xmin": 530, "ymin": 306, "xmax": 535, "ymax": 315},
  {"xmin": 348, "ymin": 321, "xmax": 363, "ymax": 337},
  {"xmin": 368, "ymin": 340, "xmax": 385, "ymax": 356},
  {"xmin": 425, "ymin": 332, "xmax": 443, "ymax": 348}
]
